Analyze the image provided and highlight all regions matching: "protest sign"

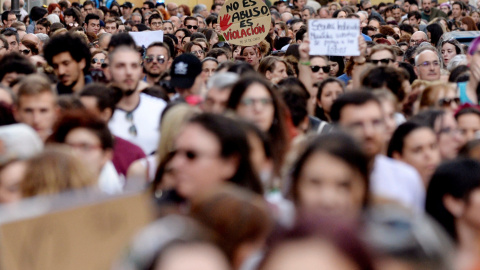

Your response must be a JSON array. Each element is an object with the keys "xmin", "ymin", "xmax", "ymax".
[
  {"xmin": 130, "ymin": 30, "xmax": 164, "ymax": 48},
  {"xmin": 0, "ymin": 191, "xmax": 154, "ymax": 270},
  {"xmin": 218, "ymin": 0, "xmax": 271, "ymax": 46},
  {"xmin": 308, "ymin": 19, "xmax": 360, "ymax": 56}
]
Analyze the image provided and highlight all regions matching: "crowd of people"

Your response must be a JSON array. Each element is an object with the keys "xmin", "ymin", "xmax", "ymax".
[{"xmin": 2, "ymin": 0, "xmax": 480, "ymax": 269}]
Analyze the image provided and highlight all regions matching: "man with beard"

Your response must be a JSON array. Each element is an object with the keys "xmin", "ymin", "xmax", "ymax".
[
  {"xmin": 107, "ymin": 46, "xmax": 167, "ymax": 155},
  {"xmin": 44, "ymin": 33, "xmax": 92, "ymax": 94},
  {"xmin": 421, "ymin": 0, "xmax": 447, "ymax": 22},
  {"xmin": 143, "ymin": 42, "xmax": 172, "ymax": 85},
  {"xmin": 331, "ymin": 91, "xmax": 425, "ymax": 214}
]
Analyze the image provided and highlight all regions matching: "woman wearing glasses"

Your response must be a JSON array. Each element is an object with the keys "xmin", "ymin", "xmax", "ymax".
[
  {"xmin": 90, "ymin": 50, "xmax": 107, "ymax": 69},
  {"xmin": 419, "ymin": 82, "xmax": 460, "ymax": 113},
  {"xmin": 185, "ymin": 41, "xmax": 206, "ymax": 60},
  {"xmin": 19, "ymin": 40, "xmax": 38, "ymax": 58},
  {"xmin": 310, "ymin": 56, "xmax": 330, "ymax": 85},
  {"xmin": 226, "ymin": 75, "xmax": 289, "ymax": 175}
]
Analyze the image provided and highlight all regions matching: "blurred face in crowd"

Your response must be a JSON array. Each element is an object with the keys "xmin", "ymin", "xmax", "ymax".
[
  {"xmin": 185, "ymin": 18, "xmax": 199, "ymax": 33},
  {"xmin": 362, "ymin": 1, "xmax": 373, "ymax": 15},
  {"xmin": 435, "ymin": 112, "xmax": 462, "ymax": 160},
  {"xmin": 296, "ymin": 151, "xmax": 366, "ymax": 216},
  {"xmin": 52, "ymin": 52, "xmax": 86, "ymax": 89},
  {"xmin": 409, "ymin": 15, "xmax": 420, "ymax": 26},
  {"xmin": 442, "ymin": 42, "xmax": 458, "ymax": 65},
  {"xmin": 150, "ymin": 18, "xmax": 163, "ymax": 31},
  {"xmin": 242, "ymin": 46, "xmax": 260, "ymax": 67},
  {"xmin": 369, "ymin": 49, "xmax": 396, "ymax": 67},
  {"xmin": 202, "ymin": 59, "xmax": 218, "ymax": 80},
  {"xmin": 452, "ymin": 3, "xmax": 462, "ymax": 19},
  {"xmin": 204, "ymin": 87, "xmax": 232, "ymax": 114},
  {"xmin": 14, "ymin": 91, "xmax": 58, "ymax": 141},
  {"xmin": 19, "ymin": 43, "xmax": 32, "ymax": 57},
  {"xmin": 191, "ymin": 44, "xmax": 205, "ymax": 60},
  {"xmin": 0, "ymin": 161, "xmax": 26, "ymax": 204},
  {"xmin": 85, "ymin": 19, "xmax": 100, "ymax": 34},
  {"xmin": 91, "ymin": 53, "xmax": 106, "ymax": 69},
  {"xmin": 105, "ymin": 22, "xmax": 118, "ymax": 34},
  {"xmin": 318, "ymin": 82, "xmax": 343, "ymax": 120},
  {"xmin": 144, "ymin": 45, "xmax": 171, "ymax": 78},
  {"xmin": 4, "ymin": 14, "xmax": 17, "ymax": 27},
  {"xmin": 5, "ymin": 35, "xmax": 18, "ymax": 52},
  {"xmin": 436, "ymin": 87, "xmax": 460, "ymax": 112},
  {"xmin": 84, "ymin": 4, "xmax": 94, "ymax": 14},
  {"xmin": 265, "ymin": 61, "xmax": 288, "ymax": 82},
  {"xmin": 163, "ymin": 22, "xmax": 175, "ymax": 34},
  {"xmin": 368, "ymin": 19, "xmax": 380, "ymax": 33},
  {"xmin": 175, "ymin": 31, "xmax": 185, "ymax": 49},
  {"xmin": 170, "ymin": 123, "xmax": 238, "ymax": 199},
  {"xmin": 422, "ymin": 0, "xmax": 432, "ymax": 13},
  {"xmin": 236, "ymin": 83, "xmax": 275, "ymax": 132},
  {"xmin": 392, "ymin": 7, "xmax": 402, "ymax": 22},
  {"xmin": 107, "ymin": 49, "xmax": 142, "ymax": 93},
  {"xmin": 415, "ymin": 50, "xmax": 440, "ymax": 81},
  {"xmin": 310, "ymin": 57, "xmax": 330, "ymax": 84},
  {"xmin": 329, "ymin": 61, "xmax": 340, "ymax": 76},
  {"xmin": 379, "ymin": 99, "xmax": 397, "ymax": 139},
  {"xmin": 35, "ymin": 24, "xmax": 49, "ymax": 34},
  {"xmin": 457, "ymin": 112, "xmax": 480, "ymax": 143},
  {"xmin": 65, "ymin": 127, "xmax": 111, "ymax": 176},
  {"xmin": 338, "ymin": 101, "xmax": 386, "ymax": 158},
  {"xmin": 392, "ymin": 127, "xmax": 441, "ymax": 185}
]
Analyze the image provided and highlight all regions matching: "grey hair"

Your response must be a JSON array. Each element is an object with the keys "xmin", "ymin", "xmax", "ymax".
[
  {"xmin": 35, "ymin": 33, "xmax": 50, "ymax": 43},
  {"xmin": 414, "ymin": 45, "xmax": 442, "ymax": 66},
  {"xmin": 206, "ymin": 72, "xmax": 239, "ymax": 90},
  {"xmin": 47, "ymin": 14, "xmax": 60, "ymax": 24},
  {"xmin": 446, "ymin": 54, "xmax": 467, "ymax": 72},
  {"xmin": 192, "ymin": 4, "xmax": 207, "ymax": 14},
  {"xmin": 302, "ymin": 6, "xmax": 315, "ymax": 15}
]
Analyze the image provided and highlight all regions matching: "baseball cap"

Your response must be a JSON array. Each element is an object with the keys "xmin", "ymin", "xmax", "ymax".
[
  {"xmin": 121, "ymin": 2, "xmax": 133, "ymax": 8},
  {"xmin": 170, "ymin": 54, "xmax": 202, "ymax": 89}
]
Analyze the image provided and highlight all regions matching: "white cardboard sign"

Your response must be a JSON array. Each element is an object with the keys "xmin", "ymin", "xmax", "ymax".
[
  {"xmin": 308, "ymin": 19, "xmax": 360, "ymax": 56},
  {"xmin": 129, "ymin": 30, "xmax": 164, "ymax": 47}
]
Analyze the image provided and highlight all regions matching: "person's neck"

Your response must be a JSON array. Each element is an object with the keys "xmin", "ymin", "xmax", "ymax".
[
  {"xmin": 146, "ymin": 74, "xmax": 160, "ymax": 85},
  {"xmin": 456, "ymin": 219, "xmax": 480, "ymax": 254},
  {"xmin": 71, "ymin": 74, "xmax": 85, "ymax": 93},
  {"xmin": 466, "ymin": 80, "xmax": 479, "ymax": 104},
  {"xmin": 117, "ymin": 91, "xmax": 141, "ymax": 112}
]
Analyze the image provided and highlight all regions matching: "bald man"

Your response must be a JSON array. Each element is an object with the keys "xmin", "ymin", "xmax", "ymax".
[{"xmin": 167, "ymin": 3, "xmax": 178, "ymax": 16}]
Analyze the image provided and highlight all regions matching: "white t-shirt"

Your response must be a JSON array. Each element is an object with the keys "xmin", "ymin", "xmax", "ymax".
[
  {"xmin": 370, "ymin": 155, "xmax": 426, "ymax": 214},
  {"xmin": 109, "ymin": 93, "xmax": 167, "ymax": 155}
]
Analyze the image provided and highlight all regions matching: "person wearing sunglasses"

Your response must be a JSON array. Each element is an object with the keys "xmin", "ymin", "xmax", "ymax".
[
  {"xmin": 143, "ymin": 42, "xmax": 172, "ymax": 85},
  {"xmin": 19, "ymin": 40, "xmax": 38, "ymax": 58},
  {"xmin": 184, "ymin": 16, "xmax": 199, "ymax": 33},
  {"xmin": 368, "ymin": 44, "xmax": 397, "ymax": 67},
  {"xmin": 310, "ymin": 56, "xmax": 330, "ymax": 84},
  {"xmin": 90, "ymin": 50, "xmax": 107, "ymax": 69},
  {"xmin": 419, "ymin": 82, "xmax": 460, "ymax": 113}
]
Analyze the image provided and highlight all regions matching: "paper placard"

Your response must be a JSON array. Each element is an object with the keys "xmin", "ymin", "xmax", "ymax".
[
  {"xmin": 0, "ymin": 191, "xmax": 154, "ymax": 270},
  {"xmin": 129, "ymin": 30, "xmax": 164, "ymax": 47},
  {"xmin": 218, "ymin": 0, "xmax": 271, "ymax": 46},
  {"xmin": 309, "ymin": 19, "xmax": 360, "ymax": 56}
]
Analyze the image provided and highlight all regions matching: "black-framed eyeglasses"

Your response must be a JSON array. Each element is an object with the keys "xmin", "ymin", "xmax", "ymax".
[
  {"xmin": 126, "ymin": 111, "xmax": 137, "ymax": 136},
  {"xmin": 186, "ymin": 25, "xmax": 198, "ymax": 30},
  {"xmin": 20, "ymin": 49, "xmax": 30, "ymax": 55},
  {"xmin": 144, "ymin": 55, "xmax": 166, "ymax": 63},
  {"xmin": 369, "ymin": 58, "xmax": 395, "ymax": 65},
  {"xmin": 91, "ymin": 58, "xmax": 105, "ymax": 64},
  {"xmin": 311, "ymin": 65, "xmax": 330, "ymax": 73}
]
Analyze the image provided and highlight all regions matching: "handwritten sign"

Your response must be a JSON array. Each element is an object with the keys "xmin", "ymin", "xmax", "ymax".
[
  {"xmin": 0, "ymin": 191, "xmax": 154, "ymax": 270},
  {"xmin": 218, "ymin": 0, "xmax": 271, "ymax": 46},
  {"xmin": 309, "ymin": 19, "xmax": 360, "ymax": 56},
  {"xmin": 130, "ymin": 30, "xmax": 164, "ymax": 48}
]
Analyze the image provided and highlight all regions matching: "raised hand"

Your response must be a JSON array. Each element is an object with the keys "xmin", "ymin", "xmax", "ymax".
[{"xmin": 219, "ymin": 14, "xmax": 233, "ymax": 31}]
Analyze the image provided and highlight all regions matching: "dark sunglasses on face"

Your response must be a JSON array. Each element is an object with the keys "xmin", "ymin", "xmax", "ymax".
[
  {"xmin": 186, "ymin": 25, "xmax": 198, "ymax": 30},
  {"xmin": 310, "ymin": 65, "xmax": 330, "ymax": 73},
  {"xmin": 144, "ymin": 55, "xmax": 166, "ymax": 63},
  {"xmin": 369, "ymin": 58, "xmax": 395, "ymax": 65},
  {"xmin": 438, "ymin": 97, "xmax": 460, "ymax": 106},
  {"xmin": 213, "ymin": 41, "xmax": 231, "ymax": 48},
  {"xmin": 91, "ymin": 58, "xmax": 105, "ymax": 64},
  {"xmin": 20, "ymin": 49, "xmax": 30, "ymax": 55}
]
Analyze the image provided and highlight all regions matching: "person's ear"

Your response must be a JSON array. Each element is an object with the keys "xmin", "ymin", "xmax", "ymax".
[
  {"xmin": 79, "ymin": 58, "xmax": 86, "ymax": 71},
  {"xmin": 265, "ymin": 70, "xmax": 272, "ymax": 80},
  {"xmin": 443, "ymin": 194, "xmax": 465, "ymax": 218}
]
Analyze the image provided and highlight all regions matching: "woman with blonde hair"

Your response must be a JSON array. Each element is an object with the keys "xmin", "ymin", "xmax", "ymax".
[
  {"xmin": 21, "ymin": 146, "xmax": 97, "ymax": 198},
  {"xmin": 419, "ymin": 82, "xmax": 460, "ymax": 112}
]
